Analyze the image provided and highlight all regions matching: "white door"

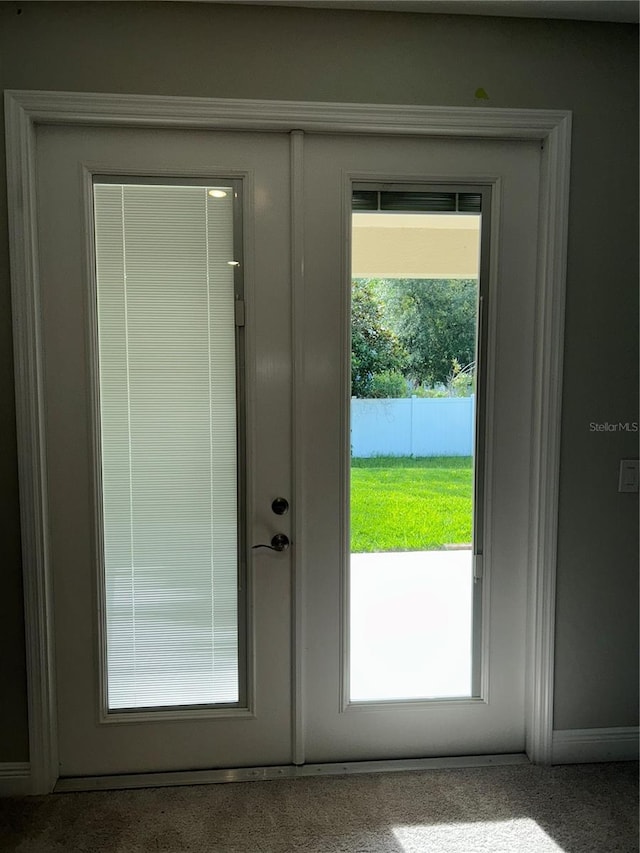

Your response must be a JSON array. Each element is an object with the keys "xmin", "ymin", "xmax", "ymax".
[
  {"xmin": 36, "ymin": 123, "xmax": 540, "ymax": 780},
  {"xmin": 36, "ymin": 124, "xmax": 294, "ymax": 777},
  {"xmin": 300, "ymin": 133, "xmax": 540, "ymax": 762}
]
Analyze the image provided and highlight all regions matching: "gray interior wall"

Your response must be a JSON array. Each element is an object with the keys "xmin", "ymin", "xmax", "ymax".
[{"xmin": 0, "ymin": 2, "xmax": 637, "ymax": 763}]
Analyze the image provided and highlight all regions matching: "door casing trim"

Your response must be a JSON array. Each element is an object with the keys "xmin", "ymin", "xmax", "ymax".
[{"xmin": 4, "ymin": 90, "xmax": 571, "ymax": 793}]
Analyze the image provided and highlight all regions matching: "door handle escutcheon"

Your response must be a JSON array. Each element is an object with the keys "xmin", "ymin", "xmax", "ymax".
[{"xmin": 252, "ymin": 533, "xmax": 290, "ymax": 553}]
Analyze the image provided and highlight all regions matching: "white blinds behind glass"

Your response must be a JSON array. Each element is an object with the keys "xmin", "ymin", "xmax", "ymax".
[{"xmin": 94, "ymin": 183, "xmax": 239, "ymax": 710}]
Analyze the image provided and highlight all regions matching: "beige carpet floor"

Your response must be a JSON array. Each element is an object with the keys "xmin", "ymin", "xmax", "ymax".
[{"xmin": 1, "ymin": 762, "xmax": 637, "ymax": 852}]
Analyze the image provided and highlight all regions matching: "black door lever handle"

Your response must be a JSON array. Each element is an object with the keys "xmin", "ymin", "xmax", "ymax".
[{"xmin": 252, "ymin": 534, "xmax": 290, "ymax": 553}]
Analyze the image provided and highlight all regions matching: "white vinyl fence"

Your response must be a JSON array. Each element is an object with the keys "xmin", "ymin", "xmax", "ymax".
[{"xmin": 351, "ymin": 396, "xmax": 475, "ymax": 458}]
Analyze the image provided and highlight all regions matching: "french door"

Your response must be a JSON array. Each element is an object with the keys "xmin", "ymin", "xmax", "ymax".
[
  {"xmin": 36, "ymin": 125, "xmax": 294, "ymax": 777},
  {"xmin": 34, "ymin": 123, "xmax": 540, "ymax": 781},
  {"xmin": 301, "ymin": 134, "xmax": 540, "ymax": 762}
]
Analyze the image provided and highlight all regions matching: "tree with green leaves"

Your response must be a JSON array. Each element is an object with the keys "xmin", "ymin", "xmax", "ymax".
[
  {"xmin": 377, "ymin": 278, "xmax": 477, "ymax": 387},
  {"xmin": 351, "ymin": 279, "xmax": 407, "ymax": 398}
]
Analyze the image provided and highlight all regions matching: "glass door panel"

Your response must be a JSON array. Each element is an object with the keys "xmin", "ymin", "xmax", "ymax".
[
  {"xmin": 93, "ymin": 181, "xmax": 243, "ymax": 712},
  {"xmin": 349, "ymin": 189, "xmax": 485, "ymax": 703}
]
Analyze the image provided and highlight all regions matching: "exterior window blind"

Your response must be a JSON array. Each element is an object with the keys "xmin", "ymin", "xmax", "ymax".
[
  {"xmin": 352, "ymin": 190, "xmax": 482, "ymax": 214},
  {"xmin": 93, "ymin": 183, "xmax": 240, "ymax": 710}
]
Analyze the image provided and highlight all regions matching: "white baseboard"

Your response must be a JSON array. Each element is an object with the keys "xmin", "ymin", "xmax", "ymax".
[
  {"xmin": 552, "ymin": 727, "xmax": 639, "ymax": 764},
  {"xmin": 0, "ymin": 762, "xmax": 32, "ymax": 796}
]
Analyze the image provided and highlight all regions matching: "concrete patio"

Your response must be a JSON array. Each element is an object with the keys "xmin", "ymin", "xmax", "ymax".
[{"xmin": 350, "ymin": 549, "xmax": 473, "ymax": 702}]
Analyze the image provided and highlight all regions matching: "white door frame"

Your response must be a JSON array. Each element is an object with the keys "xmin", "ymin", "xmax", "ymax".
[{"xmin": 5, "ymin": 89, "xmax": 571, "ymax": 794}]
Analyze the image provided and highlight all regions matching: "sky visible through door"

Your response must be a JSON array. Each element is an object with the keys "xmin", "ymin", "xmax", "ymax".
[{"xmin": 349, "ymin": 192, "xmax": 481, "ymax": 702}]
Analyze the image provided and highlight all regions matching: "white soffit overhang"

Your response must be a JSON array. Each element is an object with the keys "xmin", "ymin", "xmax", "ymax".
[{"xmin": 352, "ymin": 212, "xmax": 481, "ymax": 279}]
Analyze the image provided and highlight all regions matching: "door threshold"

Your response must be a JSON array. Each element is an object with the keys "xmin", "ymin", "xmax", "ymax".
[{"xmin": 54, "ymin": 753, "xmax": 529, "ymax": 793}]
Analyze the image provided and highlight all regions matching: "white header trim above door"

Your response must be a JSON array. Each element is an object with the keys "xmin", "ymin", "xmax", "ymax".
[
  {"xmin": 6, "ymin": 89, "xmax": 569, "ymax": 137},
  {"xmin": 4, "ymin": 90, "xmax": 571, "ymax": 793}
]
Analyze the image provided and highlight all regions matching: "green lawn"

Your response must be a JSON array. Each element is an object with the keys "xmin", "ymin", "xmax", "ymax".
[{"xmin": 350, "ymin": 456, "xmax": 473, "ymax": 553}]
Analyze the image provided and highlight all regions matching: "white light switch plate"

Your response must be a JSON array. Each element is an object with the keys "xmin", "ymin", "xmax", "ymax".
[{"xmin": 618, "ymin": 459, "xmax": 639, "ymax": 493}]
